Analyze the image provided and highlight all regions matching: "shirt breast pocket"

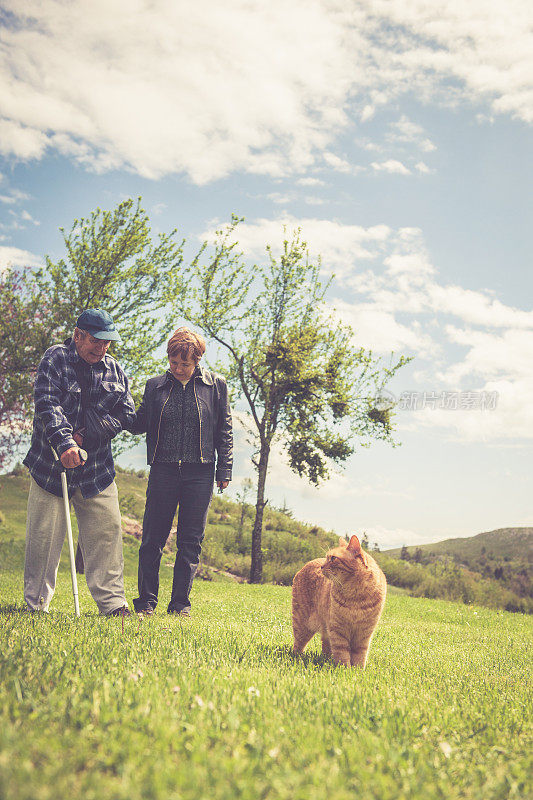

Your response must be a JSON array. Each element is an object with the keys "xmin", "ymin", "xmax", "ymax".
[
  {"xmin": 99, "ymin": 380, "xmax": 123, "ymax": 412},
  {"xmin": 62, "ymin": 381, "xmax": 81, "ymax": 415}
]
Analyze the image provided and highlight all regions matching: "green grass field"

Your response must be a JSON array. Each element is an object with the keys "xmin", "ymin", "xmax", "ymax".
[{"xmin": 1, "ymin": 560, "xmax": 531, "ymax": 800}]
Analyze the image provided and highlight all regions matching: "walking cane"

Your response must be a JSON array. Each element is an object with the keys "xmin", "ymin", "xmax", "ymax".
[{"xmin": 50, "ymin": 445, "xmax": 87, "ymax": 617}]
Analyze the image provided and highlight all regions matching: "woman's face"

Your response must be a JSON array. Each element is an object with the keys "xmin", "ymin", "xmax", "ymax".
[{"xmin": 168, "ymin": 352, "xmax": 197, "ymax": 382}]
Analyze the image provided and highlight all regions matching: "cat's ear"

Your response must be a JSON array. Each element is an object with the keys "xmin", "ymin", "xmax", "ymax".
[
  {"xmin": 348, "ymin": 534, "xmax": 369, "ymax": 567},
  {"xmin": 338, "ymin": 537, "xmax": 348, "ymax": 548},
  {"xmin": 347, "ymin": 535, "xmax": 362, "ymax": 554}
]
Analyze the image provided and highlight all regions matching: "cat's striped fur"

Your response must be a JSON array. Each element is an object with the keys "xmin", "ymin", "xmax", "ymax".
[{"xmin": 292, "ymin": 535, "xmax": 386, "ymax": 668}]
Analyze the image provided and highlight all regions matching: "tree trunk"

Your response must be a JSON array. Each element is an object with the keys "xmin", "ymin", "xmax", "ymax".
[
  {"xmin": 250, "ymin": 442, "xmax": 270, "ymax": 583},
  {"xmin": 236, "ymin": 505, "xmax": 245, "ymax": 549}
]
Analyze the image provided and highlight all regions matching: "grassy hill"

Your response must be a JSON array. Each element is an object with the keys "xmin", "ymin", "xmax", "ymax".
[
  {"xmin": 386, "ymin": 528, "xmax": 533, "ymax": 563},
  {"xmin": 1, "ymin": 468, "xmax": 532, "ymax": 798},
  {"xmin": 2, "ymin": 466, "xmax": 531, "ymax": 613},
  {"xmin": 381, "ymin": 529, "xmax": 532, "ymax": 613},
  {"xmin": 0, "ymin": 565, "xmax": 531, "ymax": 800}
]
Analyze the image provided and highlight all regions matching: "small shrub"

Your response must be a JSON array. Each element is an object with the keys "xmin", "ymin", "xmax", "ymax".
[
  {"xmin": 119, "ymin": 493, "xmax": 138, "ymax": 517},
  {"xmin": 263, "ymin": 560, "xmax": 299, "ymax": 585}
]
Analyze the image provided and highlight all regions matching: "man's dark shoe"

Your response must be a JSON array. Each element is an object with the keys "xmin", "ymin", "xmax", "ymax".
[
  {"xmin": 107, "ymin": 605, "xmax": 131, "ymax": 617},
  {"xmin": 136, "ymin": 607, "xmax": 154, "ymax": 616}
]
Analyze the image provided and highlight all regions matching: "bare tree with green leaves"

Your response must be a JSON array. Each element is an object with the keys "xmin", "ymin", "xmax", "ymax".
[
  {"xmin": 3, "ymin": 198, "xmax": 187, "ymax": 460},
  {"xmin": 34, "ymin": 197, "xmax": 184, "ymax": 392},
  {"xmin": 173, "ymin": 217, "xmax": 410, "ymax": 582}
]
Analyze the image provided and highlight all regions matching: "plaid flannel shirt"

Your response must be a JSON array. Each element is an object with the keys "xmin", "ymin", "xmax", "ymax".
[{"xmin": 23, "ymin": 338, "xmax": 135, "ymax": 498}]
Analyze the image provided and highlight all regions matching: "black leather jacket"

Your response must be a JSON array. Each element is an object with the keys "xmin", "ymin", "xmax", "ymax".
[{"xmin": 129, "ymin": 366, "xmax": 233, "ymax": 481}]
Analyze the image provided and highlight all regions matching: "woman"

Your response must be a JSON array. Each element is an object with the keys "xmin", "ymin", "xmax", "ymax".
[{"xmin": 130, "ymin": 327, "xmax": 232, "ymax": 616}]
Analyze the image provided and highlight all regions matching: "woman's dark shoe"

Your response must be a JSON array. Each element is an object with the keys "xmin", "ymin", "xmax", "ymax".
[
  {"xmin": 168, "ymin": 608, "xmax": 191, "ymax": 617},
  {"xmin": 137, "ymin": 607, "xmax": 154, "ymax": 616}
]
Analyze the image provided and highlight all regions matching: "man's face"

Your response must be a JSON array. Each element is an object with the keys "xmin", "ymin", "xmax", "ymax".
[
  {"xmin": 168, "ymin": 352, "xmax": 197, "ymax": 382},
  {"xmin": 74, "ymin": 329, "xmax": 111, "ymax": 364}
]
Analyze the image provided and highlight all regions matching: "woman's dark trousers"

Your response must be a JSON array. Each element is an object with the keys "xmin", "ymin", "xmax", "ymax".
[{"xmin": 134, "ymin": 462, "xmax": 214, "ymax": 613}]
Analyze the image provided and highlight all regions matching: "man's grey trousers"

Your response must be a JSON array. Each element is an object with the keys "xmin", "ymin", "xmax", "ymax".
[{"xmin": 24, "ymin": 477, "xmax": 128, "ymax": 614}]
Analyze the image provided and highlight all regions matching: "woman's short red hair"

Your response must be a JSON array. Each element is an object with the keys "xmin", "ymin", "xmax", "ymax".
[{"xmin": 167, "ymin": 327, "xmax": 206, "ymax": 363}]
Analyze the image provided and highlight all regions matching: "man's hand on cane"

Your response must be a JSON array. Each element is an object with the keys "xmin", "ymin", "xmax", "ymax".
[{"xmin": 60, "ymin": 446, "xmax": 86, "ymax": 469}]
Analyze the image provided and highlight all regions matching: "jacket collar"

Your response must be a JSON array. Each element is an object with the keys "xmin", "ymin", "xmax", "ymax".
[
  {"xmin": 65, "ymin": 337, "xmax": 82, "ymax": 364},
  {"xmin": 159, "ymin": 364, "xmax": 214, "ymax": 387},
  {"xmin": 196, "ymin": 364, "xmax": 214, "ymax": 386}
]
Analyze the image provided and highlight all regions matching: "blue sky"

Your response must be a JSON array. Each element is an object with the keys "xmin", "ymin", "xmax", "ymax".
[{"xmin": 1, "ymin": 1, "xmax": 532, "ymax": 547}]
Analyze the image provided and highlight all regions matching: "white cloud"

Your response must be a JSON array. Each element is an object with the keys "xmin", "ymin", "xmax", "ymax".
[
  {"xmin": 415, "ymin": 161, "xmax": 432, "ymax": 174},
  {"xmin": 219, "ymin": 216, "xmax": 533, "ymax": 336},
  {"xmin": 304, "ymin": 196, "xmax": 327, "ymax": 206},
  {"xmin": 364, "ymin": 0, "xmax": 533, "ymax": 122},
  {"xmin": 384, "ymin": 248, "xmax": 435, "ymax": 278},
  {"xmin": 0, "ymin": 246, "xmax": 42, "ymax": 270},
  {"xmin": 266, "ymin": 193, "xmax": 293, "ymax": 205},
  {"xmin": 333, "ymin": 299, "xmax": 438, "ymax": 357},
  {"xmin": 0, "ymin": 0, "xmax": 530, "ymax": 181},
  {"xmin": 412, "ymin": 376, "xmax": 533, "ymax": 442},
  {"xmin": 0, "ymin": 0, "xmax": 352, "ymax": 181},
  {"xmin": 204, "ymin": 216, "xmax": 392, "ymax": 273},
  {"xmin": 0, "ymin": 188, "xmax": 31, "ymax": 204},
  {"xmin": 371, "ymin": 160, "xmax": 411, "ymax": 175},
  {"xmin": 323, "ymin": 152, "xmax": 353, "ymax": 174},
  {"xmin": 358, "ymin": 116, "xmax": 437, "ymax": 175},
  {"xmin": 429, "ymin": 286, "xmax": 533, "ymax": 329},
  {"xmin": 442, "ymin": 328, "xmax": 533, "ymax": 383},
  {"xmin": 19, "ymin": 210, "xmax": 40, "ymax": 226},
  {"xmin": 360, "ymin": 104, "xmax": 376, "ymax": 122},
  {"xmin": 387, "ymin": 115, "xmax": 437, "ymax": 152},
  {"xmin": 0, "ymin": 119, "xmax": 48, "ymax": 160},
  {"xmin": 297, "ymin": 177, "xmax": 325, "ymax": 187},
  {"xmin": 355, "ymin": 138, "xmax": 384, "ymax": 153}
]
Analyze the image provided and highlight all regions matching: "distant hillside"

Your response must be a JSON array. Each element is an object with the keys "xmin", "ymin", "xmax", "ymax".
[
  {"xmin": 380, "ymin": 527, "xmax": 532, "ymax": 613},
  {"xmin": 386, "ymin": 528, "xmax": 533, "ymax": 563}
]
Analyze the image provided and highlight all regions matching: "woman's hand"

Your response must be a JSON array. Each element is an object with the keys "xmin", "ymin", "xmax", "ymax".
[{"xmin": 217, "ymin": 480, "xmax": 230, "ymax": 493}]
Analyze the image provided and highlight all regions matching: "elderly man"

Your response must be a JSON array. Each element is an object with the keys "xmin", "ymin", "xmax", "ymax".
[{"xmin": 23, "ymin": 308, "xmax": 135, "ymax": 616}]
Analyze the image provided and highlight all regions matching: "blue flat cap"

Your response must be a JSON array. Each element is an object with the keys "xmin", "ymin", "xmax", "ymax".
[{"xmin": 76, "ymin": 308, "xmax": 121, "ymax": 341}]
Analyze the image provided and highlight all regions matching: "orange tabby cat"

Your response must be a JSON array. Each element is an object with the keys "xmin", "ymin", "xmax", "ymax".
[{"xmin": 292, "ymin": 534, "xmax": 386, "ymax": 668}]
